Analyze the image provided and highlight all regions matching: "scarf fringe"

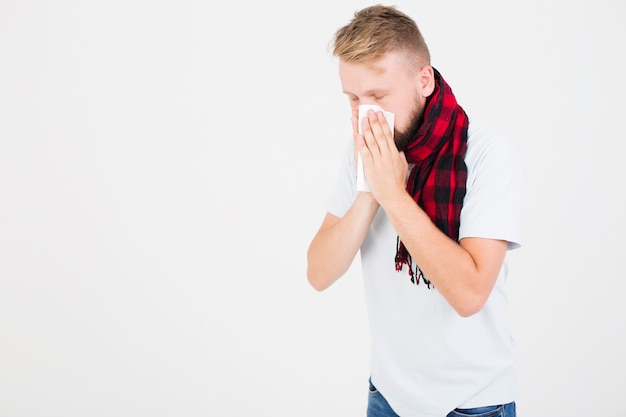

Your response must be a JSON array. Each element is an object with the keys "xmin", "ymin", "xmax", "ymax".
[{"xmin": 395, "ymin": 236, "xmax": 433, "ymax": 288}]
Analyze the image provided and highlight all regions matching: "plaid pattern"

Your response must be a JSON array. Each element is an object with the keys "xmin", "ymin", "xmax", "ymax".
[{"xmin": 395, "ymin": 68, "xmax": 468, "ymax": 286}]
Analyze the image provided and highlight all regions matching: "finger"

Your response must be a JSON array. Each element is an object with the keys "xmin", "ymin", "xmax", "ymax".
[
  {"xmin": 399, "ymin": 150, "xmax": 408, "ymax": 165},
  {"xmin": 355, "ymin": 133, "xmax": 372, "ymax": 165},
  {"xmin": 368, "ymin": 110, "xmax": 393, "ymax": 154},
  {"xmin": 360, "ymin": 113, "xmax": 380, "ymax": 155},
  {"xmin": 351, "ymin": 109, "xmax": 359, "ymax": 138},
  {"xmin": 376, "ymin": 111, "xmax": 396, "ymax": 151}
]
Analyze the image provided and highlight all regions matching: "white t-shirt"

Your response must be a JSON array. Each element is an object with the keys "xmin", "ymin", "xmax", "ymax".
[{"xmin": 326, "ymin": 117, "xmax": 523, "ymax": 417}]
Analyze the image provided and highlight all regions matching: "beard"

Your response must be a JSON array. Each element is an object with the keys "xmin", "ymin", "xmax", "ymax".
[{"xmin": 393, "ymin": 98, "xmax": 424, "ymax": 152}]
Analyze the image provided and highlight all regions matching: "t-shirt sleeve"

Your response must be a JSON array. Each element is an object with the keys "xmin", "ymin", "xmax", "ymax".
[
  {"xmin": 326, "ymin": 140, "xmax": 358, "ymax": 219},
  {"xmin": 459, "ymin": 125, "xmax": 523, "ymax": 250}
]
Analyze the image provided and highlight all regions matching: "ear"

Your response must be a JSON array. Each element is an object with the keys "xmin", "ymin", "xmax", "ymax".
[{"xmin": 416, "ymin": 65, "xmax": 435, "ymax": 98}]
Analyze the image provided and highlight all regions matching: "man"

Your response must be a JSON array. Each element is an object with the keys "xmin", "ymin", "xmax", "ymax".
[{"xmin": 307, "ymin": 5, "xmax": 522, "ymax": 417}]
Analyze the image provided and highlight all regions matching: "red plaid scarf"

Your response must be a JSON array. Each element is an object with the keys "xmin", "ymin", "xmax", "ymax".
[{"xmin": 395, "ymin": 68, "xmax": 468, "ymax": 286}]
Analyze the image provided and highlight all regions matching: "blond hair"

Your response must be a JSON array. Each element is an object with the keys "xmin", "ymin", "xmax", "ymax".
[{"xmin": 332, "ymin": 5, "xmax": 430, "ymax": 67}]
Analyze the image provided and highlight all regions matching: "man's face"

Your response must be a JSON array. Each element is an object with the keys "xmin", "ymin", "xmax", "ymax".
[{"xmin": 339, "ymin": 51, "xmax": 430, "ymax": 151}]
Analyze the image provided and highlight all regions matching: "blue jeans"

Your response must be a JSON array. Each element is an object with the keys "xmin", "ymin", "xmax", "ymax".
[{"xmin": 367, "ymin": 379, "xmax": 516, "ymax": 417}]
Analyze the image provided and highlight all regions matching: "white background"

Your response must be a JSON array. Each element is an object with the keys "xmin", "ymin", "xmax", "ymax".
[{"xmin": 1, "ymin": 1, "xmax": 624, "ymax": 416}]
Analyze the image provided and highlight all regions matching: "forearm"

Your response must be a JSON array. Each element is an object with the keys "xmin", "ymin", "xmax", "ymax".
[
  {"xmin": 381, "ymin": 192, "xmax": 504, "ymax": 316},
  {"xmin": 307, "ymin": 193, "xmax": 379, "ymax": 291}
]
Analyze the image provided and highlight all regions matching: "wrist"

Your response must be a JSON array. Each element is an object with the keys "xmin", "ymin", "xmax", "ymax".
[
  {"xmin": 356, "ymin": 191, "xmax": 380, "ymax": 211},
  {"xmin": 377, "ymin": 186, "xmax": 410, "ymax": 209}
]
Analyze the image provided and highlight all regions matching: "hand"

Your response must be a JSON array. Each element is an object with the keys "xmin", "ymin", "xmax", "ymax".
[{"xmin": 355, "ymin": 110, "xmax": 408, "ymax": 205}]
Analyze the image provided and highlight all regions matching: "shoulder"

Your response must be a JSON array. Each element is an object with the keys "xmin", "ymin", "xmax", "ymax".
[
  {"xmin": 467, "ymin": 117, "xmax": 518, "ymax": 159},
  {"xmin": 460, "ymin": 117, "xmax": 524, "ymax": 249},
  {"xmin": 465, "ymin": 117, "xmax": 521, "ymax": 180}
]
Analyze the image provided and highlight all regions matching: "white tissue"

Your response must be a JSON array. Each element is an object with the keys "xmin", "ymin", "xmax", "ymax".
[{"xmin": 356, "ymin": 104, "xmax": 395, "ymax": 192}]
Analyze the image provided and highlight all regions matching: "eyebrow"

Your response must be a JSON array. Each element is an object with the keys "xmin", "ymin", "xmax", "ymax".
[{"xmin": 342, "ymin": 88, "xmax": 388, "ymax": 96}]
